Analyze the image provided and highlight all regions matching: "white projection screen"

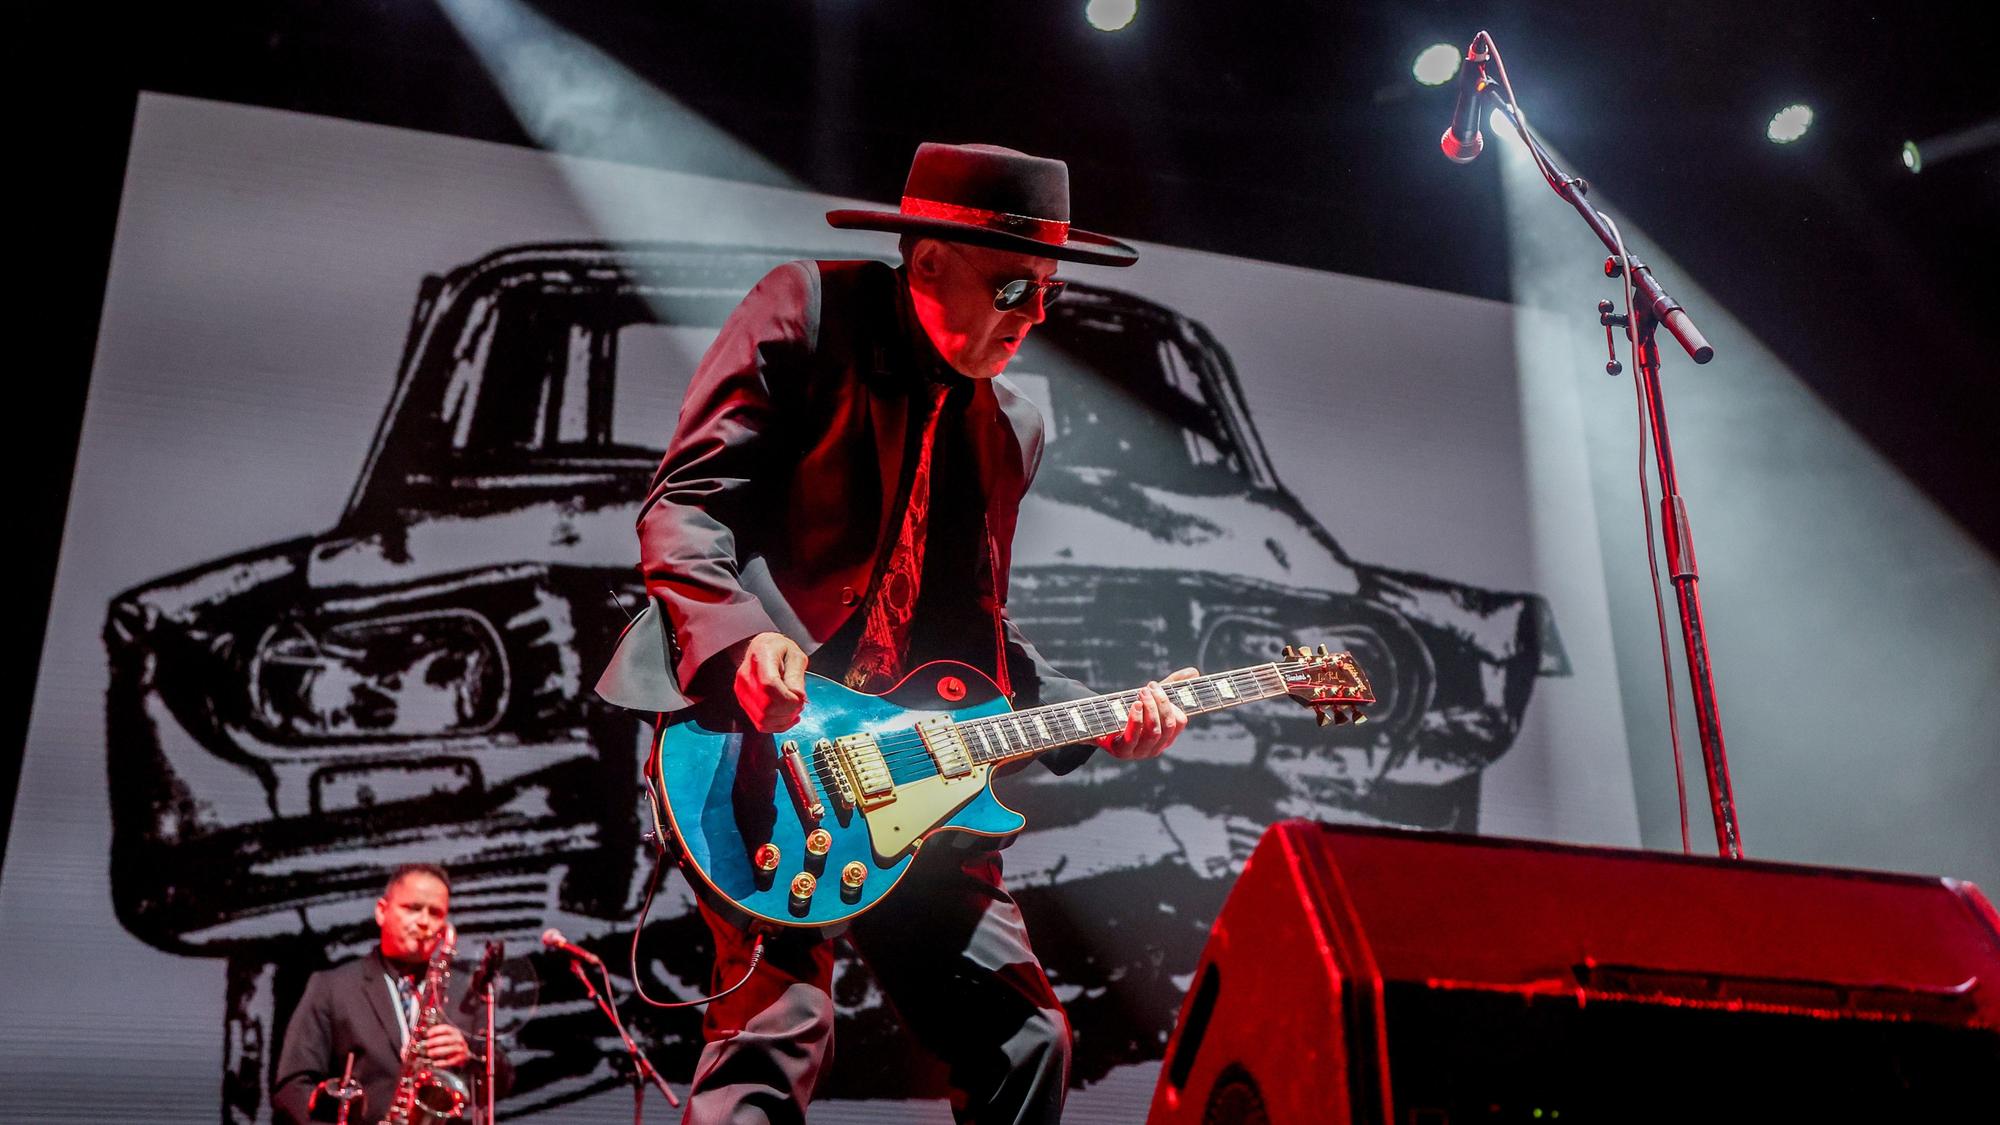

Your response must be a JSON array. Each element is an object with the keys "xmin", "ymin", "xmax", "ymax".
[{"xmin": 1, "ymin": 94, "xmax": 1637, "ymax": 1123}]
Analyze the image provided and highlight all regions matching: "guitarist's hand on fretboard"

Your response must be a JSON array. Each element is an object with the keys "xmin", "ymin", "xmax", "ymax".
[{"xmin": 1097, "ymin": 666, "xmax": 1199, "ymax": 760}]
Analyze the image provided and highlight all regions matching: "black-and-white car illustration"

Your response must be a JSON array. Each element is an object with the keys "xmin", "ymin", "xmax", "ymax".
[{"xmin": 104, "ymin": 242, "xmax": 1563, "ymax": 1118}]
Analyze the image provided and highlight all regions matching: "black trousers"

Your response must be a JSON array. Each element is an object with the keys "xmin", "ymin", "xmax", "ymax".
[{"xmin": 684, "ymin": 845, "xmax": 1072, "ymax": 1125}]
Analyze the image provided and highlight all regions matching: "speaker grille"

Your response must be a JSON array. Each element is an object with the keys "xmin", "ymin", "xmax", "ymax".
[{"xmin": 1201, "ymin": 1064, "xmax": 1269, "ymax": 1125}]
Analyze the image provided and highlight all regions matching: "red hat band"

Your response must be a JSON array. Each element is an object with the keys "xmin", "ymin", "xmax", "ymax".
[{"xmin": 898, "ymin": 196, "xmax": 1071, "ymax": 247}]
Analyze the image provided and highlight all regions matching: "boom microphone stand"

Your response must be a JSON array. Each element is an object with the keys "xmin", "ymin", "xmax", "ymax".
[
  {"xmin": 570, "ymin": 960, "xmax": 680, "ymax": 1123},
  {"xmin": 1467, "ymin": 33, "xmax": 1744, "ymax": 858}
]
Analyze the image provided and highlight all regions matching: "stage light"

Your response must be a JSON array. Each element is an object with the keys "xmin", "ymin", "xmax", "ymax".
[
  {"xmin": 1085, "ymin": 0, "xmax": 1136, "ymax": 32},
  {"xmin": 1898, "ymin": 120, "xmax": 1999, "ymax": 172},
  {"xmin": 1766, "ymin": 104, "xmax": 1813, "ymax": 144},
  {"xmin": 1413, "ymin": 43, "xmax": 1461, "ymax": 86},
  {"xmin": 436, "ymin": 0, "xmax": 791, "ymax": 188},
  {"xmin": 1488, "ymin": 105, "xmax": 1522, "ymax": 149}
]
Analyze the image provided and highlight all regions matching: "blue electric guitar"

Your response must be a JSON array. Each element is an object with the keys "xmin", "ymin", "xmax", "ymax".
[{"xmin": 652, "ymin": 646, "xmax": 1373, "ymax": 932}]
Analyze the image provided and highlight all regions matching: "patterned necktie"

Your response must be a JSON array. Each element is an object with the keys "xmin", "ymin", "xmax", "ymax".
[
  {"xmin": 846, "ymin": 382, "xmax": 954, "ymax": 693},
  {"xmin": 396, "ymin": 972, "xmax": 421, "ymax": 1046}
]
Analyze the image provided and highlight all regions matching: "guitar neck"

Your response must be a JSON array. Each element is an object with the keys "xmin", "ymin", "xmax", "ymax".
[{"xmin": 954, "ymin": 664, "xmax": 1292, "ymax": 767}]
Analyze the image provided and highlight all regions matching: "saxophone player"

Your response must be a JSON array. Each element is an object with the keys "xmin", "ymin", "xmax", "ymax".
[{"xmin": 273, "ymin": 863, "xmax": 514, "ymax": 1123}]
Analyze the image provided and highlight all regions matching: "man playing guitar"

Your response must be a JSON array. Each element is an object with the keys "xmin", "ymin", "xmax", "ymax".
[{"xmin": 597, "ymin": 141, "xmax": 1197, "ymax": 1123}]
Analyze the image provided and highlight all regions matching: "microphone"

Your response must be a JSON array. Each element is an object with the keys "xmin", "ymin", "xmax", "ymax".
[
  {"xmin": 541, "ymin": 928, "xmax": 603, "ymax": 967},
  {"xmin": 458, "ymin": 940, "xmax": 505, "ymax": 1014},
  {"xmin": 1440, "ymin": 38, "xmax": 1491, "ymax": 164}
]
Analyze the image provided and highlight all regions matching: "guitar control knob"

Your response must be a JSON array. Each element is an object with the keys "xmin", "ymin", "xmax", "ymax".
[
  {"xmin": 753, "ymin": 844, "xmax": 781, "ymax": 873},
  {"xmin": 790, "ymin": 872, "xmax": 817, "ymax": 901},
  {"xmin": 805, "ymin": 829, "xmax": 832, "ymax": 857},
  {"xmin": 841, "ymin": 861, "xmax": 866, "ymax": 889}
]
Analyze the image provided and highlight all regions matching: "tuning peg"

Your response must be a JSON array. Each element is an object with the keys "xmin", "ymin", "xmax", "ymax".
[
  {"xmin": 1315, "ymin": 707, "xmax": 1331, "ymax": 727},
  {"xmin": 1317, "ymin": 643, "xmax": 1330, "ymax": 658},
  {"xmin": 1353, "ymin": 711, "xmax": 1368, "ymax": 725},
  {"xmin": 1282, "ymin": 644, "xmax": 1297, "ymax": 659}
]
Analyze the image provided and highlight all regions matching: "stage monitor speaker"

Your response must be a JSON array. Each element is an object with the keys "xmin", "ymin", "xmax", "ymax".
[{"xmin": 1148, "ymin": 820, "xmax": 2000, "ymax": 1123}]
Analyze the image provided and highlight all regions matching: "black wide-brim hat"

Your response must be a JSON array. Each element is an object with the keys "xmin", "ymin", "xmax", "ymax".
[{"xmin": 827, "ymin": 142, "xmax": 1139, "ymax": 267}]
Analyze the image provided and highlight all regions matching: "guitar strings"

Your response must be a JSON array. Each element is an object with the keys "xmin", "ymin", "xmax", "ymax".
[
  {"xmin": 861, "ymin": 670, "xmax": 1271, "ymax": 766},
  {"xmin": 861, "ymin": 666, "xmax": 1292, "ymax": 770},
  {"xmin": 825, "ymin": 665, "xmax": 1312, "ymax": 784},
  {"xmin": 808, "ymin": 662, "xmax": 1347, "ymax": 791}
]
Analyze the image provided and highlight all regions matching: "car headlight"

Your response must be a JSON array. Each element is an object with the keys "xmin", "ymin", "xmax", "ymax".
[
  {"xmin": 250, "ymin": 609, "xmax": 509, "ymax": 741},
  {"xmin": 1194, "ymin": 606, "xmax": 1428, "ymax": 736}
]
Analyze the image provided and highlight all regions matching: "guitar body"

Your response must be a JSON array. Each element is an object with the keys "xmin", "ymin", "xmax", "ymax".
[
  {"xmin": 652, "ymin": 645, "xmax": 1374, "ymax": 935},
  {"xmin": 655, "ymin": 661, "xmax": 1024, "ymax": 933}
]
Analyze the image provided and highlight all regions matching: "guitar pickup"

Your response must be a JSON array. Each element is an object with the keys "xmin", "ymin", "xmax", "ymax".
[
  {"xmin": 915, "ymin": 717, "xmax": 974, "ymax": 779},
  {"xmin": 833, "ymin": 733, "xmax": 896, "ymax": 810},
  {"xmin": 779, "ymin": 740, "xmax": 824, "ymax": 823}
]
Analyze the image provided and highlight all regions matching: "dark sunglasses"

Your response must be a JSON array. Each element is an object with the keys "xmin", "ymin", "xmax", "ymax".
[{"xmin": 993, "ymin": 277, "xmax": 1066, "ymax": 312}]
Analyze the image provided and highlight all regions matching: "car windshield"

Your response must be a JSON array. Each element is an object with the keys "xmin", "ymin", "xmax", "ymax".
[
  {"xmin": 426, "ymin": 272, "xmax": 1251, "ymax": 496},
  {"xmin": 610, "ymin": 322, "xmax": 713, "ymax": 449},
  {"xmin": 433, "ymin": 284, "xmax": 715, "ymax": 459}
]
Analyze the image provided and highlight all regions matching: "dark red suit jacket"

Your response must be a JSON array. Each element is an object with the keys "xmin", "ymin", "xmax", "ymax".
[{"xmin": 595, "ymin": 259, "xmax": 1094, "ymax": 771}]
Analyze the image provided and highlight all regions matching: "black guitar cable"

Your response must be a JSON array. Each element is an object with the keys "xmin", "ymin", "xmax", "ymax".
[{"xmin": 627, "ymin": 716, "xmax": 766, "ymax": 1010}]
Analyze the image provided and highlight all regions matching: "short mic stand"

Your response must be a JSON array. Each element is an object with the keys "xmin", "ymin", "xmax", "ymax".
[
  {"xmin": 309, "ymin": 1051, "xmax": 365, "ymax": 1125},
  {"xmin": 1487, "ymin": 86, "xmax": 1744, "ymax": 859},
  {"xmin": 569, "ymin": 959, "xmax": 680, "ymax": 1123},
  {"xmin": 459, "ymin": 940, "xmax": 507, "ymax": 1124},
  {"xmin": 484, "ymin": 975, "xmax": 498, "ymax": 1125}
]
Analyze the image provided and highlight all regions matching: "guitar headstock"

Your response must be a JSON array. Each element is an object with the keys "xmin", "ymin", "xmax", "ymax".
[{"xmin": 1278, "ymin": 644, "xmax": 1376, "ymax": 727}]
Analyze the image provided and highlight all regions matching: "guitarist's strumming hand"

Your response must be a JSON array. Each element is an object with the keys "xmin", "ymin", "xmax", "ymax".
[
  {"xmin": 1098, "ymin": 667, "xmax": 1199, "ymax": 760},
  {"xmin": 730, "ymin": 632, "xmax": 810, "ymax": 732}
]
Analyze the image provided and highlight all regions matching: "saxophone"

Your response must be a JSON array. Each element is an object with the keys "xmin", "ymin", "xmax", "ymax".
[{"xmin": 383, "ymin": 924, "xmax": 472, "ymax": 1124}]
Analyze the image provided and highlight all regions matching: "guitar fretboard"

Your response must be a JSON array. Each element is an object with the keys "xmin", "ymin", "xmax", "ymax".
[{"xmin": 953, "ymin": 664, "xmax": 1293, "ymax": 764}]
